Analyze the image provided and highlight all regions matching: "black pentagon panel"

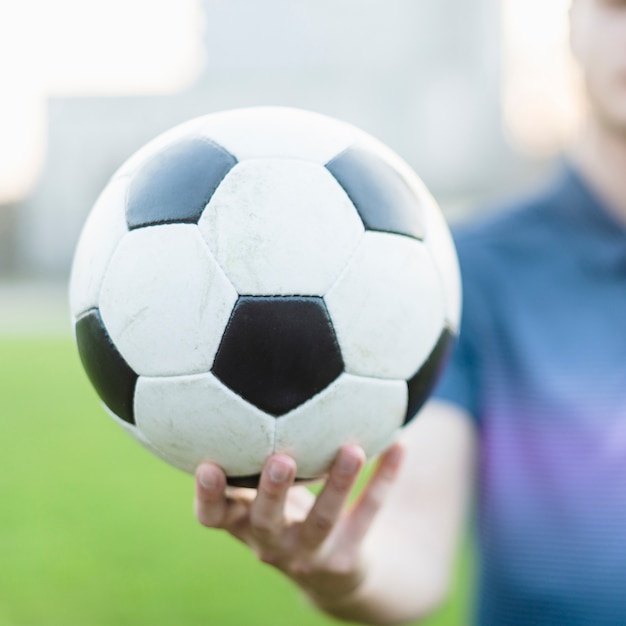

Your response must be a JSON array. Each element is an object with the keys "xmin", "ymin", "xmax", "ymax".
[
  {"xmin": 75, "ymin": 308, "xmax": 138, "ymax": 424},
  {"xmin": 126, "ymin": 138, "xmax": 237, "ymax": 229},
  {"xmin": 404, "ymin": 326, "xmax": 455, "ymax": 425},
  {"xmin": 325, "ymin": 146, "xmax": 424, "ymax": 240},
  {"xmin": 212, "ymin": 296, "xmax": 344, "ymax": 417}
]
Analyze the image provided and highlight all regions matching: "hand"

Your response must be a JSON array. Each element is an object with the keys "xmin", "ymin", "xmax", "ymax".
[{"xmin": 194, "ymin": 442, "xmax": 405, "ymax": 608}]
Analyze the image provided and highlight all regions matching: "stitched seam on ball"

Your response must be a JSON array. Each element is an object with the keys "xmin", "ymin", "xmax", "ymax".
[{"xmin": 322, "ymin": 229, "xmax": 365, "ymax": 298}]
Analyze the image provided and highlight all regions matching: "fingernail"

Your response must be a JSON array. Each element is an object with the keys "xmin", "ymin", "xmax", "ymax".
[
  {"xmin": 387, "ymin": 444, "xmax": 404, "ymax": 466},
  {"xmin": 198, "ymin": 467, "xmax": 217, "ymax": 491},
  {"xmin": 269, "ymin": 460, "xmax": 290, "ymax": 483},
  {"xmin": 338, "ymin": 450, "xmax": 359, "ymax": 475}
]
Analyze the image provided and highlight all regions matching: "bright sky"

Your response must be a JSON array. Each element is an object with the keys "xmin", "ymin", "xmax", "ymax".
[
  {"xmin": 502, "ymin": 0, "xmax": 583, "ymax": 156},
  {"xmin": 0, "ymin": 0, "xmax": 579, "ymax": 204},
  {"xmin": 0, "ymin": 0, "xmax": 205, "ymax": 204}
]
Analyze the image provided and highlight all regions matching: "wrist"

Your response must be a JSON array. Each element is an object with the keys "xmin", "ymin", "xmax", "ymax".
[{"xmin": 301, "ymin": 564, "xmax": 369, "ymax": 614}]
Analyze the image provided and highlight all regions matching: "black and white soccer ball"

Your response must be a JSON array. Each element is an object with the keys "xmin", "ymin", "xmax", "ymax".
[{"xmin": 69, "ymin": 106, "xmax": 461, "ymax": 486}]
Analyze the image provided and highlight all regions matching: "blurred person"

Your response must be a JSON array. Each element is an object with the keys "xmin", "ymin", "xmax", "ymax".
[{"xmin": 193, "ymin": 0, "xmax": 626, "ymax": 623}]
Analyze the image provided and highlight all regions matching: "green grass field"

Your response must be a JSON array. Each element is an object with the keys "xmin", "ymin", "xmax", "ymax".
[{"xmin": 0, "ymin": 337, "xmax": 472, "ymax": 626}]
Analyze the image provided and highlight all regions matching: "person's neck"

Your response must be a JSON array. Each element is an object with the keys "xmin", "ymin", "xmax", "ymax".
[{"xmin": 570, "ymin": 117, "xmax": 626, "ymax": 227}]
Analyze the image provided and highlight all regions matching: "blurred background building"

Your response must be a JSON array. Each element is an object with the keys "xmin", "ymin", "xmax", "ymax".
[{"xmin": 0, "ymin": 0, "xmax": 580, "ymax": 285}]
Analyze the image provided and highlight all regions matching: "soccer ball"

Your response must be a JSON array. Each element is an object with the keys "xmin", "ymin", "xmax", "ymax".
[{"xmin": 69, "ymin": 106, "xmax": 461, "ymax": 486}]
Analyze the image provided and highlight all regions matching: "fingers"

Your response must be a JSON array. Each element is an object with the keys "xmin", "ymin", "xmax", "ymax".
[
  {"xmin": 194, "ymin": 443, "xmax": 402, "ymax": 566},
  {"xmin": 195, "ymin": 455, "xmax": 299, "ymax": 540},
  {"xmin": 195, "ymin": 462, "xmax": 229, "ymax": 527},
  {"xmin": 249, "ymin": 455, "xmax": 297, "ymax": 547},
  {"xmin": 343, "ymin": 442, "xmax": 405, "ymax": 547},
  {"xmin": 299, "ymin": 445, "xmax": 366, "ymax": 550}
]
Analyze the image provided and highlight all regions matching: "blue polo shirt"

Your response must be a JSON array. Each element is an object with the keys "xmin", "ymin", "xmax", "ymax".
[{"xmin": 434, "ymin": 164, "xmax": 626, "ymax": 625}]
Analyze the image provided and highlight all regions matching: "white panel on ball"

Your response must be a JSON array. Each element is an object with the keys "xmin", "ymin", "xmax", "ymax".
[
  {"xmin": 134, "ymin": 373, "xmax": 275, "ymax": 476},
  {"xmin": 69, "ymin": 176, "xmax": 129, "ymax": 318},
  {"xmin": 420, "ymin": 193, "xmax": 462, "ymax": 332},
  {"xmin": 325, "ymin": 231, "xmax": 445, "ymax": 380},
  {"xmin": 275, "ymin": 373, "xmax": 407, "ymax": 478},
  {"xmin": 199, "ymin": 159, "xmax": 364, "ymax": 296},
  {"xmin": 100, "ymin": 224, "xmax": 237, "ymax": 377},
  {"xmin": 198, "ymin": 107, "xmax": 358, "ymax": 163},
  {"xmin": 357, "ymin": 134, "xmax": 461, "ymax": 331}
]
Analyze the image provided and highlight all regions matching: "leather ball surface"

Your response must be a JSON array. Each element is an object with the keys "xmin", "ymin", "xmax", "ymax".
[{"xmin": 69, "ymin": 106, "xmax": 461, "ymax": 486}]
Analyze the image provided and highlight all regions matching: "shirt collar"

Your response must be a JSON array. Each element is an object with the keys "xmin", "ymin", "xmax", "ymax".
[{"xmin": 553, "ymin": 161, "xmax": 626, "ymax": 272}]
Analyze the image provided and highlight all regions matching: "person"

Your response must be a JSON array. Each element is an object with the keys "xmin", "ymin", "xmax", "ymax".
[{"xmin": 193, "ymin": 0, "xmax": 626, "ymax": 623}]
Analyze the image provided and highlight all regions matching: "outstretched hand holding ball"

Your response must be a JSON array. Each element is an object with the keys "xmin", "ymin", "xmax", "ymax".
[{"xmin": 195, "ymin": 442, "xmax": 404, "ymax": 615}]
